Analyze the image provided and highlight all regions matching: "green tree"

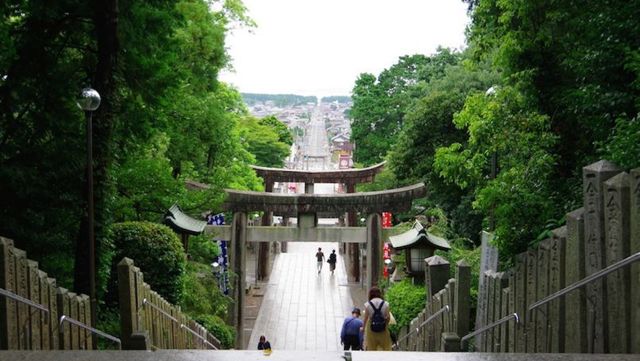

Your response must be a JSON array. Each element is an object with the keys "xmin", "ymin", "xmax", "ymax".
[
  {"xmin": 389, "ymin": 60, "xmax": 498, "ymax": 242},
  {"xmin": 466, "ymin": 0, "xmax": 640, "ymax": 195},
  {"xmin": 434, "ymin": 86, "xmax": 557, "ymax": 257},
  {"xmin": 350, "ymin": 50, "xmax": 461, "ymax": 165},
  {"xmin": 260, "ymin": 115, "xmax": 293, "ymax": 146},
  {"xmin": 108, "ymin": 222, "xmax": 187, "ymax": 304},
  {"xmin": 238, "ymin": 115, "xmax": 290, "ymax": 168}
]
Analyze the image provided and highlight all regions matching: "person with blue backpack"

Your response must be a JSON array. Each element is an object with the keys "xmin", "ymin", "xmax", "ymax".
[{"xmin": 361, "ymin": 286, "xmax": 392, "ymax": 350}]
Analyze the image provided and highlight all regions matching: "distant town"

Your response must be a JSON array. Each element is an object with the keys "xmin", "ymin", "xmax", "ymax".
[{"xmin": 241, "ymin": 93, "xmax": 354, "ymax": 170}]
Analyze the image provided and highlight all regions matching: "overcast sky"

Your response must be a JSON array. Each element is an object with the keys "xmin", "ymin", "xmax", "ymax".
[{"xmin": 219, "ymin": 0, "xmax": 470, "ymax": 97}]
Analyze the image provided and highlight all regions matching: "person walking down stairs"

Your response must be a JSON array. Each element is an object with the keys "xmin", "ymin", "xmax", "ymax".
[{"xmin": 340, "ymin": 307, "xmax": 364, "ymax": 350}]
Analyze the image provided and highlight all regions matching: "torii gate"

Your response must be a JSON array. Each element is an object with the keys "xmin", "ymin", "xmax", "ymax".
[
  {"xmin": 250, "ymin": 162, "xmax": 386, "ymax": 282},
  {"xmin": 209, "ymin": 182, "xmax": 426, "ymax": 348}
]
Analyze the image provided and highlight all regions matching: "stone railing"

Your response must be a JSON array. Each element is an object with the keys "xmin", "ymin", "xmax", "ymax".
[
  {"xmin": 471, "ymin": 160, "xmax": 640, "ymax": 353},
  {"xmin": 0, "ymin": 237, "xmax": 94, "ymax": 350},
  {"xmin": 395, "ymin": 257, "xmax": 471, "ymax": 351},
  {"xmin": 117, "ymin": 257, "xmax": 221, "ymax": 350}
]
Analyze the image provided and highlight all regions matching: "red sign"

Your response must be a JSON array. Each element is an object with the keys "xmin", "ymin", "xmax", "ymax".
[{"xmin": 382, "ymin": 212, "xmax": 392, "ymax": 228}]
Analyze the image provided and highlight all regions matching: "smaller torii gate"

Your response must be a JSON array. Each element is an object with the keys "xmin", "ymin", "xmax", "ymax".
[
  {"xmin": 209, "ymin": 182, "xmax": 426, "ymax": 348},
  {"xmin": 251, "ymin": 162, "xmax": 386, "ymax": 281}
]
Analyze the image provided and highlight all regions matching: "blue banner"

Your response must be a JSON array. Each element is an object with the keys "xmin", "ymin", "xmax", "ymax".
[{"xmin": 208, "ymin": 213, "xmax": 229, "ymax": 295}]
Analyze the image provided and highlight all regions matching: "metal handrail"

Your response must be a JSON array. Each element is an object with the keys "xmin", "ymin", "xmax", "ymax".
[
  {"xmin": 461, "ymin": 312, "xmax": 519, "ymax": 344},
  {"xmin": 0, "ymin": 288, "xmax": 49, "ymax": 313},
  {"xmin": 529, "ymin": 251, "xmax": 640, "ymax": 312},
  {"xmin": 142, "ymin": 298, "xmax": 179, "ymax": 323},
  {"xmin": 59, "ymin": 315, "xmax": 121, "ymax": 348},
  {"xmin": 180, "ymin": 324, "xmax": 218, "ymax": 350},
  {"xmin": 394, "ymin": 305, "xmax": 450, "ymax": 348}
]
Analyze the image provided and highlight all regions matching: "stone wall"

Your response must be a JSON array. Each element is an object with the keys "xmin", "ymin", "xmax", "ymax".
[
  {"xmin": 117, "ymin": 258, "xmax": 221, "ymax": 350},
  {"xmin": 394, "ymin": 160, "xmax": 639, "ymax": 354},
  {"xmin": 395, "ymin": 257, "xmax": 471, "ymax": 352},
  {"xmin": 0, "ymin": 237, "xmax": 93, "ymax": 350},
  {"xmin": 471, "ymin": 160, "xmax": 640, "ymax": 353}
]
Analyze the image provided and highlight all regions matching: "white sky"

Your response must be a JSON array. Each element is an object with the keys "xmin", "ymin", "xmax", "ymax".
[{"xmin": 219, "ymin": 0, "xmax": 470, "ymax": 97}]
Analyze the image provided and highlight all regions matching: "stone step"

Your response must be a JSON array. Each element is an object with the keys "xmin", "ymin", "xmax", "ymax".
[{"xmin": 2, "ymin": 351, "xmax": 638, "ymax": 361}]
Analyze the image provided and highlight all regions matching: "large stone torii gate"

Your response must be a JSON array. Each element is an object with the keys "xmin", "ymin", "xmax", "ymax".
[
  {"xmin": 209, "ymin": 182, "xmax": 426, "ymax": 348},
  {"xmin": 250, "ymin": 162, "xmax": 386, "ymax": 282}
]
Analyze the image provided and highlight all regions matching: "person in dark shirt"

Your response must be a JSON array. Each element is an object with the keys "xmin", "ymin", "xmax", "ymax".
[
  {"xmin": 315, "ymin": 247, "xmax": 325, "ymax": 274},
  {"xmin": 340, "ymin": 307, "xmax": 364, "ymax": 350},
  {"xmin": 328, "ymin": 249, "xmax": 337, "ymax": 275},
  {"xmin": 257, "ymin": 335, "xmax": 271, "ymax": 350}
]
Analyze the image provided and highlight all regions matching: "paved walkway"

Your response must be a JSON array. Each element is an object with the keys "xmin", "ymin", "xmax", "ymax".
[{"xmin": 248, "ymin": 242, "xmax": 360, "ymax": 351}]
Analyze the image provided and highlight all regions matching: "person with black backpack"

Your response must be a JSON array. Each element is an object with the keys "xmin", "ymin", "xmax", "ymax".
[{"xmin": 361, "ymin": 286, "xmax": 392, "ymax": 350}]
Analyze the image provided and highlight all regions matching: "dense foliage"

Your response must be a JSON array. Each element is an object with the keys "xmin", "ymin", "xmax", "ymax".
[
  {"xmin": 384, "ymin": 280, "xmax": 426, "ymax": 335},
  {"xmin": 350, "ymin": 2, "xmax": 640, "ymax": 261},
  {"xmin": 0, "ymin": 0, "xmax": 288, "ymax": 348},
  {"xmin": 108, "ymin": 222, "xmax": 186, "ymax": 304},
  {"xmin": 181, "ymin": 261, "xmax": 235, "ymax": 348}
]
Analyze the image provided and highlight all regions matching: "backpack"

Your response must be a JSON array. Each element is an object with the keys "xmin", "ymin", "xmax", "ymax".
[
  {"xmin": 328, "ymin": 253, "xmax": 336, "ymax": 264},
  {"xmin": 369, "ymin": 300, "xmax": 386, "ymax": 333}
]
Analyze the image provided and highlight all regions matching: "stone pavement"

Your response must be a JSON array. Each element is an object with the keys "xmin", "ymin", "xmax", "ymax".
[
  {"xmin": 248, "ymin": 241, "xmax": 365, "ymax": 351},
  {"xmin": 6, "ymin": 351, "xmax": 639, "ymax": 361}
]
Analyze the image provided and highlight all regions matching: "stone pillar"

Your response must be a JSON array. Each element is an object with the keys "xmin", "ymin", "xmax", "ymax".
[
  {"xmin": 603, "ymin": 172, "xmax": 631, "ymax": 353},
  {"xmin": 231, "ymin": 212, "xmax": 247, "ymax": 349},
  {"xmin": 365, "ymin": 213, "xmax": 382, "ymax": 290},
  {"xmin": 454, "ymin": 260, "xmax": 471, "ymax": 339},
  {"xmin": 583, "ymin": 160, "xmax": 620, "ymax": 353},
  {"xmin": 441, "ymin": 332, "xmax": 461, "ymax": 352},
  {"xmin": 475, "ymin": 231, "xmax": 498, "ymax": 349},
  {"xmin": 346, "ymin": 183, "xmax": 360, "ymax": 282},
  {"xmin": 0, "ymin": 237, "xmax": 17, "ymax": 350},
  {"xmin": 425, "ymin": 255, "xmax": 450, "ymax": 300},
  {"xmin": 118, "ymin": 258, "xmax": 141, "ymax": 350},
  {"xmin": 631, "ymin": 167, "xmax": 640, "ymax": 353},
  {"xmin": 258, "ymin": 179, "xmax": 273, "ymax": 281},
  {"xmin": 549, "ymin": 228, "xmax": 566, "ymax": 353},
  {"xmin": 565, "ymin": 208, "xmax": 587, "ymax": 353}
]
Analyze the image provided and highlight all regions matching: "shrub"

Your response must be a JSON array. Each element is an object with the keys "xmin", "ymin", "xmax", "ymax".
[
  {"xmin": 108, "ymin": 222, "xmax": 186, "ymax": 304},
  {"xmin": 188, "ymin": 234, "xmax": 220, "ymax": 264},
  {"xmin": 194, "ymin": 314, "xmax": 235, "ymax": 349},
  {"xmin": 181, "ymin": 262, "xmax": 230, "ymax": 317},
  {"xmin": 385, "ymin": 280, "xmax": 426, "ymax": 335}
]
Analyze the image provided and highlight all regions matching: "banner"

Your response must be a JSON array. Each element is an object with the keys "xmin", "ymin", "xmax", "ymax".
[
  {"xmin": 382, "ymin": 212, "xmax": 392, "ymax": 228},
  {"xmin": 208, "ymin": 213, "xmax": 229, "ymax": 295}
]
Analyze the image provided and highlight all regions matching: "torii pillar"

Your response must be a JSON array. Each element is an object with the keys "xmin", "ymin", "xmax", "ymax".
[
  {"xmin": 258, "ymin": 177, "xmax": 273, "ymax": 281},
  {"xmin": 230, "ymin": 211, "xmax": 247, "ymax": 349},
  {"xmin": 346, "ymin": 182, "xmax": 360, "ymax": 282},
  {"xmin": 366, "ymin": 212, "xmax": 383, "ymax": 289}
]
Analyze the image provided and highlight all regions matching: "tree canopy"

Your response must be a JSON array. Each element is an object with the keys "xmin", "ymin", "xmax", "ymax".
[
  {"xmin": 349, "ymin": 2, "xmax": 640, "ymax": 260},
  {"xmin": 0, "ymin": 0, "xmax": 290, "ymax": 296}
]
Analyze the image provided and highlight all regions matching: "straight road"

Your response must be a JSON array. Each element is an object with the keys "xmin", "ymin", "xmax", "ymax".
[{"xmin": 248, "ymin": 102, "xmax": 355, "ymax": 350}]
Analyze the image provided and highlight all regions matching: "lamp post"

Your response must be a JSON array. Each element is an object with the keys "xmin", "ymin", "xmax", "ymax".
[
  {"xmin": 77, "ymin": 87, "xmax": 101, "ymax": 328},
  {"xmin": 485, "ymin": 86, "xmax": 499, "ymax": 231}
]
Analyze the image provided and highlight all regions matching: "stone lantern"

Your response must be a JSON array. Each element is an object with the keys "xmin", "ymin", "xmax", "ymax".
[{"xmin": 389, "ymin": 221, "xmax": 450, "ymax": 279}]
